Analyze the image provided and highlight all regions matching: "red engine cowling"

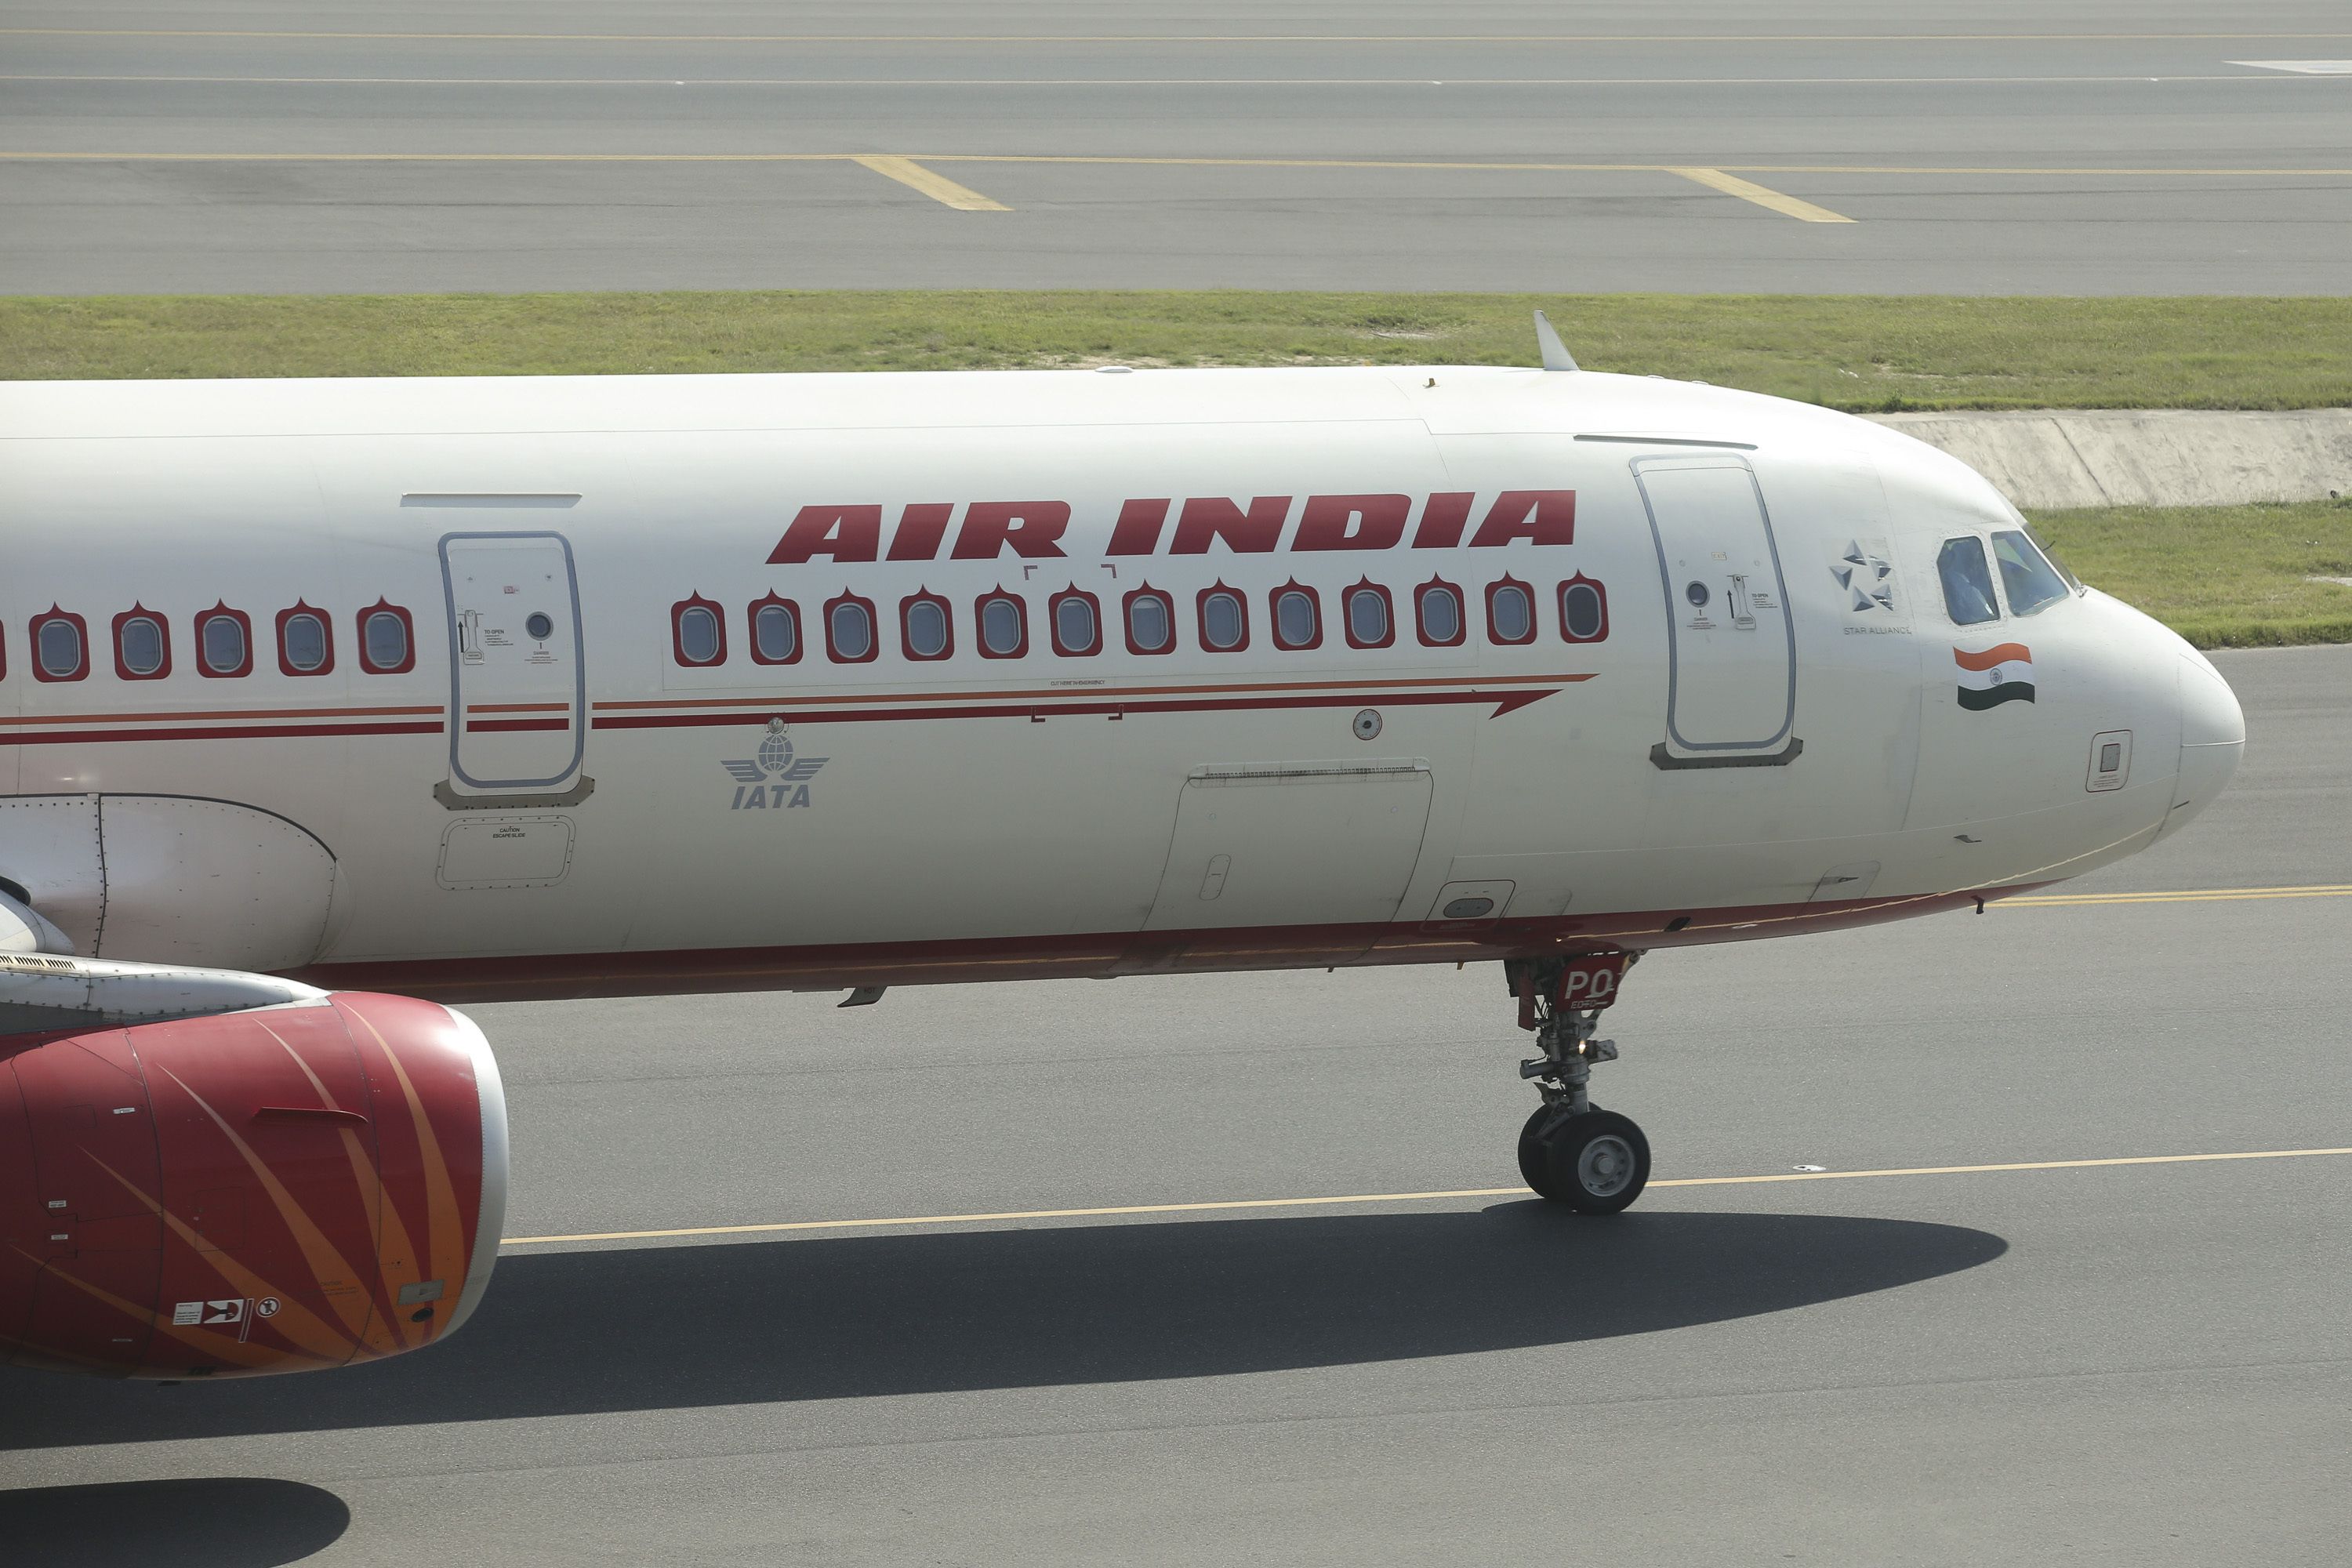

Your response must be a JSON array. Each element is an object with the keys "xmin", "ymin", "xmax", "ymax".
[{"xmin": 0, "ymin": 993, "xmax": 507, "ymax": 1379}]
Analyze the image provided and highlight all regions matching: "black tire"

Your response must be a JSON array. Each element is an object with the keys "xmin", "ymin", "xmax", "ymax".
[
  {"xmin": 1517, "ymin": 1105, "xmax": 1563, "ymax": 1199},
  {"xmin": 1539, "ymin": 1109, "xmax": 1651, "ymax": 1214}
]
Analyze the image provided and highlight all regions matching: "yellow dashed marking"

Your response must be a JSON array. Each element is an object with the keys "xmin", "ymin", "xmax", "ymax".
[
  {"xmin": 1668, "ymin": 165, "xmax": 1857, "ymax": 222},
  {"xmin": 850, "ymin": 154, "xmax": 1011, "ymax": 210},
  {"xmin": 500, "ymin": 1146, "xmax": 2352, "ymax": 1247}
]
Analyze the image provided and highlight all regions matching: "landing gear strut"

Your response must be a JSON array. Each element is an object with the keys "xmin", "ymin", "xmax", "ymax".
[{"xmin": 1508, "ymin": 952, "xmax": 1651, "ymax": 1214}]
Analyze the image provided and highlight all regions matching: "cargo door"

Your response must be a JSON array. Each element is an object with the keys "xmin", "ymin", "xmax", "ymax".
[
  {"xmin": 439, "ymin": 533, "xmax": 587, "ymax": 797},
  {"xmin": 1635, "ymin": 456, "xmax": 1798, "ymax": 760},
  {"xmin": 1141, "ymin": 761, "xmax": 1434, "ymax": 938}
]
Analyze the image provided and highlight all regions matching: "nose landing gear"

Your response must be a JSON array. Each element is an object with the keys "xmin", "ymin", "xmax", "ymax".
[{"xmin": 1508, "ymin": 953, "xmax": 1652, "ymax": 1213}]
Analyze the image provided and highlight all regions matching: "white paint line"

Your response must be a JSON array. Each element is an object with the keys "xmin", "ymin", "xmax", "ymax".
[{"xmin": 2230, "ymin": 60, "xmax": 2352, "ymax": 74}]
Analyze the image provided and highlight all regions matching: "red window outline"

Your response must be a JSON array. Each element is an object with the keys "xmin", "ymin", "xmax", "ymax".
[
  {"xmin": 275, "ymin": 601, "xmax": 335, "ymax": 677},
  {"xmin": 0, "ymin": 622, "xmax": 7, "ymax": 681},
  {"xmin": 355, "ymin": 599, "xmax": 416, "ymax": 675},
  {"xmin": 899, "ymin": 589, "xmax": 955, "ymax": 662},
  {"xmin": 1196, "ymin": 583, "xmax": 1250, "ymax": 652},
  {"xmin": 111, "ymin": 603, "xmax": 172, "ymax": 681},
  {"xmin": 1413, "ymin": 578, "xmax": 1467, "ymax": 648},
  {"xmin": 1269, "ymin": 581, "xmax": 1323, "ymax": 652},
  {"xmin": 1047, "ymin": 586, "xmax": 1104, "ymax": 657},
  {"xmin": 822, "ymin": 589, "xmax": 880, "ymax": 664},
  {"xmin": 671, "ymin": 593, "xmax": 728, "ymax": 667},
  {"xmin": 746, "ymin": 593, "xmax": 802, "ymax": 666},
  {"xmin": 1559, "ymin": 574, "xmax": 1610, "ymax": 644},
  {"xmin": 30, "ymin": 607, "xmax": 89, "ymax": 683},
  {"xmin": 1484, "ymin": 575, "xmax": 1537, "ymax": 646},
  {"xmin": 1340, "ymin": 579, "xmax": 1396, "ymax": 650},
  {"xmin": 1121, "ymin": 585, "xmax": 1178, "ymax": 655},
  {"xmin": 194, "ymin": 602, "xmax": 254, "ymax": 679},
  {"xmin": 975, "ymin": 590, "xmax": 1029, "ymax": 659}
]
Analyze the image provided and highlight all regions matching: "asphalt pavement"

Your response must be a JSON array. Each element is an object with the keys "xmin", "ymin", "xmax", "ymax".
[
  {"xmin": 1, "ymin": 643, "xmax": 2346, "ymax": 1566},
  {"xmin": 2, "ymin": 1, "xmax": 2350, "ymax": 292}
]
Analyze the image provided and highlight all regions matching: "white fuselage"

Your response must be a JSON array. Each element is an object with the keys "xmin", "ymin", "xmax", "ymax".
[{"xmin": 0, "ymin": 366, "xmax": 2241, "ymax": 1001}]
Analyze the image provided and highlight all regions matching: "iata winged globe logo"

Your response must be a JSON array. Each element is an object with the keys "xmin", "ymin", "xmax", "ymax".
[{"xmin": 722, "ymin": 724, "xmax": 828, "ymax": 811}]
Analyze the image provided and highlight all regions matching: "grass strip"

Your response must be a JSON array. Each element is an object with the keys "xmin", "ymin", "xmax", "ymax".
[
  {"xmin": 2027, "ymin": 500, "xmax": 2352, "ymax": 649},
  {"xmin": 5, "ymin": 292, "xmax": 2352, "ymax": 412}
]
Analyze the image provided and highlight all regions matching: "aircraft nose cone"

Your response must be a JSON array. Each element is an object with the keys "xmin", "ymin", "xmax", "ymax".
[
  {"xmin": 2179, "ymin": 646, "xmax": 2245, "ymax": 750},
  {"xmin": 2165, "ymin": 648, "xmax": 2244, "ymax": 838}
]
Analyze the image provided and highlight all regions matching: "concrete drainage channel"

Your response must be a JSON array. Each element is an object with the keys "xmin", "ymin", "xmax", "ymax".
[{"xmin": 1865, "ymin": 408, "xmax": 2352, "ymax": 510}]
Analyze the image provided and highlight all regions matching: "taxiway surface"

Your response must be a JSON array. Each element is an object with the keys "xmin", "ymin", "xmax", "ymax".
[
  {"xmin": 3, "ymin": 0, "xmax": 2351, "ymax": 292},
  {"xmin": 2, "ymin": 644, "xmax": 2347, "ymax": 1565}
]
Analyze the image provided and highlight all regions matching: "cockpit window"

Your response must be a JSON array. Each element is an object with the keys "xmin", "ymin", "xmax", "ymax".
[
  {"xmin": 1991, "ymin": 529, "xmax": 2073, "ymax": 615},
  {"xmin": 1937, "ymin": 536, "xmax": 2000, "ymax": 626}
]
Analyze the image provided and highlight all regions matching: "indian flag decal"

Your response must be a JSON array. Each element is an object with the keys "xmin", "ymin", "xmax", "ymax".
[{"xmin": 1955, "ymin": 642, "xmax": 2034, "ymax": 710}]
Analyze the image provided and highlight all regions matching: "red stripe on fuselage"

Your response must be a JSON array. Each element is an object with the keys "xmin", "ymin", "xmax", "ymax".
[
  {"xmin": 593, "ymin": 684, "xmax": 1577, "ymax": 731},
  {"xmin": 0, "ymin": 720, "xmax": 445, "ymax": 747},
  {"xmin": 291, "ymin": 884, "xmax": 2052, "ymax": 1005}
]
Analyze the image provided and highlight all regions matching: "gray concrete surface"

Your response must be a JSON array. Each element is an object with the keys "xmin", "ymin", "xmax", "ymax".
[
  {"xmin": 1871, "ymin": 408, "xmax": 2352, "ymax": 508},
  {"xmin": 1, "ymin": 644, "xmax": 2346, "ymax": 1566},
  {"xmin": 3, "ymin": 1, "xmax": 2351, "ymax": 293}
]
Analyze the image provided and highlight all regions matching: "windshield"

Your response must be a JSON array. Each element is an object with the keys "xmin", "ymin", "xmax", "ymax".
[
  {"xmin": 1937, "ymin": 536, "xmax": 2000, "ymax": 626},
  {"xmin": 1991, "ymin": 528, "xmax": 2073, "ymax": 615}
]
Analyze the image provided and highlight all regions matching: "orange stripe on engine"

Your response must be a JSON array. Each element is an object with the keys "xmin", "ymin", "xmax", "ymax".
[
  {"xmin": 1954, "ymin": 642, "xmax": 2032, "ymax": 671},
  {"xmin": 257, "ymin": 1021, "xmax": 417, "ymax": 1352},
  {"xmin": 348, "ymin": 1011, "xmax": 468, "ymax": 1345},
  {"xmin": 84, "ymin": 1153, "xmax": 358, "ymax": 1364},
  {"xmin": 151, "ymin": 1064, "xmax": 396, "ymax": 1355}
]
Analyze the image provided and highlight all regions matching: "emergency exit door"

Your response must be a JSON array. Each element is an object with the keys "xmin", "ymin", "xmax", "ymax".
[
  {"xmin": 1634, "ymin": 456, "xmax": 1797, "ymax": 757},
  {"xmin": 439, "ymin": 532, "xmax": 586, "ymax": 794}
]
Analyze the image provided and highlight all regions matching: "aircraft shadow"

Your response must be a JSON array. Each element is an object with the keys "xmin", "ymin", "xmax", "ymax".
[
  {"xmin": 0, "ymin": 1204, "xmax": 2002, "ymax": 1450},
  {"xmin": 0, "ymin": 1477, "xmax": 350, "ymax": 1568}
]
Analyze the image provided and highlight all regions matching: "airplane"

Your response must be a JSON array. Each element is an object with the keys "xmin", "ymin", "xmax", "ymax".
[{"xmin": 0, "ymin": 315, "xmax": 2243, "ymax": 1384}]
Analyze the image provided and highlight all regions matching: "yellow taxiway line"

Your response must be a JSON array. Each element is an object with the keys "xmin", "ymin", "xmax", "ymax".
[
  {"xmin": 1999, "ymin": 884, "xmax": 2352, "ymax": 908},
  {"xmin": 1669, "ymin": 166, "xmax": 1856, "ymax": 222},
  {"xmin": 499, "ymin": 1145, "xmax": 2352, "ymax": 1247},
  {"xmin": 7, "ymin": 151, "xmax": 2348, "ymax": 178},
  {"xmin": 850, "ymin": 154, "xmax": 1010, "ymax": 210},
  {"xmin": 6, "ymin": 30, "xmax": 2351, "ymax": 43}
]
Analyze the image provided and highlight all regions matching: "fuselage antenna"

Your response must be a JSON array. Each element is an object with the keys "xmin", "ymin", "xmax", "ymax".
[{"xmin": 1533, "ymin": 310, "xmax": 1579, "ymax": 372}]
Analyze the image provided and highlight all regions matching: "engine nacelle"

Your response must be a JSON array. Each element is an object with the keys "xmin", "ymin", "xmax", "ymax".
[{"xmin": 0, "ymin": 993, "xmax": 507, "ymax": 1379}]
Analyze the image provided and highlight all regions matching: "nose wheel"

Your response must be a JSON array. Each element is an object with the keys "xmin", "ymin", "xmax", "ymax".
[
  {"xmin": 1508, "ymin": 953, "xmax": 1652, "ymax": 1214},
  {"xmin": 1518, "ymin": 1105, "xmax": 1652, "ymax": 1212}
]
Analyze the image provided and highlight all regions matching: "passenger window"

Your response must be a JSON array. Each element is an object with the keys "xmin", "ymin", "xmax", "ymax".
[
  {"xmin": 1415, "ymin": 580, "xmax": 1465, "ymax": 646},
  {"xmin": 1486, "ymin": 580, "xmax": 1534, "ymax": 644},
  {"xmin": 116, "ymin": 611, "xmax": 168, "ymax": 678},
  {"xmin": 977, "ymin": 593, "xmax": 1026, "ymax": 657},
  {"xmin": 359, "ymin": 604, "xmax": 412, "ymax": 673},
  {"xmin": 902, "ymin": 594, "xmax": 951, "ymax": 659},
  {"xmin": 281, "ymin": 607, "xmax": 332, "ymax": 673},
  {"xmin": 1124, "ymin": 587, "xmax": 1174, "ymax": 653},
  {"xmin": 1200, "ymin": 588, "xmax": 1247, "ymax": 652},
  {"xmin": 34, "ymin": 612, "xmax": 87, "ymax": 681},
  {"xmin": 1051, "ymin": 590, "xmax": 1101, "ymax": 656},
  {"xmin": 1937, "ymin": 537, "xmax": 2001, "ymax": 626},
  {"xmin": 1343, "ymin": 583, "xmax": 1392, "ymax": 648},
  {"xmin": 1559, "ymin": 576, "xmax": 1609, "ymax": 643},
  {"xmin": 750, "ymin": 598, "xmax": 800, "ymax": 664},
  {"xmin": 1991, "ymin": 529, "xmax": 2071, "ymax": 615},
  {"xmin": 827, "ymin": 596, "xmax": 877, "ymax": 662},
  {"xmin": 1272, "ymin": 586, "xmax": 1320, "ymax": 650},
  {"xmin": 198, "ymin": 610, "xmax": 250, "ymax": 677}
]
